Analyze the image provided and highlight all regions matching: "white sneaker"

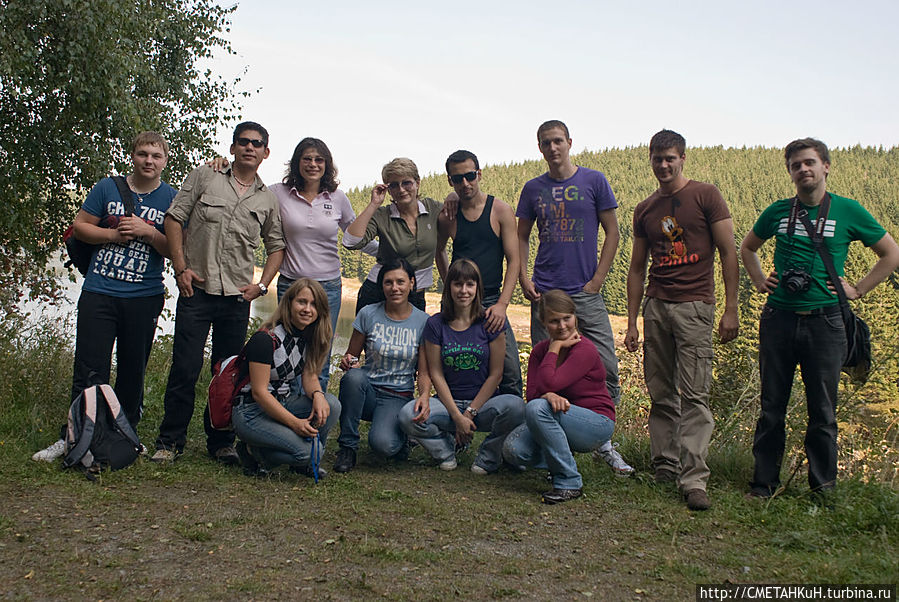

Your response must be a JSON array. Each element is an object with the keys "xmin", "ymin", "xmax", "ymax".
[
  {"xmin": 439, "ymin": 457, "xmax": 458, "ymax": 471},
  {"xmin": 32, "ymin": 439, "xmax": 66, "ymax": 462},
  {"xmin": 471, "ymin": 463, "xmax": 488, "ymax": 475},
  {"xmin": 593, "ymin": 441, "xmax": 634, "ymax": 477}
]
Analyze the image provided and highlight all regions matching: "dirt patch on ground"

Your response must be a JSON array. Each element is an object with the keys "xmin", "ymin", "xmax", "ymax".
[{"xmin": 0, "ymin": 452, "xmax": 757, "ymax": 601}]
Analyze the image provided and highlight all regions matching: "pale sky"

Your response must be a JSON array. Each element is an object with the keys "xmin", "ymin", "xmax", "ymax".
[{"xmin": 209, "ymin": 0, "xmax": 899, "ymax": 190}]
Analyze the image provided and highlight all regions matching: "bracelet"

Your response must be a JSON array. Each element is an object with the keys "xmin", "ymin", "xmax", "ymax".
[
  {"xmin": 311, "ymin": 390, "xmax": 324, "ymax": 397},
  {"xmin": 175, "ymin": 268, "xmax": 186, "ymax": 278}
]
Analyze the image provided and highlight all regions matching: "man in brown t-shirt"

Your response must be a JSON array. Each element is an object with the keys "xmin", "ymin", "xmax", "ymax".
[{"xmin": 624, "ymin": 130, "xmax": 739, "ymax": 511}]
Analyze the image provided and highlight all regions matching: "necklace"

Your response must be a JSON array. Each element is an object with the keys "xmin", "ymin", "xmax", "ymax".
[
  {"xmin": 126, "ymin": 175, "xmax": 161, "ymax": 203},
  {"xmin": 234, "ymin": 175, "xmax": 254, "ymax": 188}
]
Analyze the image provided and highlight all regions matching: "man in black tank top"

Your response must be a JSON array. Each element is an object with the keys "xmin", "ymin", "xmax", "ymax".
[{"xmin": 437, "ymin": 150, "xmax": 523, "ymax": 396}]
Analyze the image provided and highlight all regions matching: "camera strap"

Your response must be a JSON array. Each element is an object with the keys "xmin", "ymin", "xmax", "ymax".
[
  {"xmin": 786, "ymin": 194, "xmax": 830, "ymax": 239},
  {"xmin": 793, "ymin": 196, "xmax": 849, "ymax": 309}
]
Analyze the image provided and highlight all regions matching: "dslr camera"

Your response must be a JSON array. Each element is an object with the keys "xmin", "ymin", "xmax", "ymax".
[{"xmin": 781, "ymin": 269, "xmax": 811, "ymax": 294}]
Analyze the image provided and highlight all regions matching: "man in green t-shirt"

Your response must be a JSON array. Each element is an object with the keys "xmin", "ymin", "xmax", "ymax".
[{"xmin": 740, "ymin": 138, "xmax": 899, "ymax": 499}]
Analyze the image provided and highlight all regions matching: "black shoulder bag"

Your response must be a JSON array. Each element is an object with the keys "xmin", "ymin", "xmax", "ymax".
[
  {"xmin": 64, "ymin": 176, "xmax": 135, "ymax": 275},
  {"xmin": 793, "ymin": 198, "xmax": 871, "ymax": 384}
]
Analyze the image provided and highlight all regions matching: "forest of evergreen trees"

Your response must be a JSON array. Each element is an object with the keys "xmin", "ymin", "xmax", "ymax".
[{"xmin": 337, "ymin": 145, "xmax": 899, "ymax": 405}]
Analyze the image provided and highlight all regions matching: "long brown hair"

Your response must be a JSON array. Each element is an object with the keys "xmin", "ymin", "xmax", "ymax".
[
  {"xmin": 440, "ymin": 258, "xmax": 485, "ymax": 323},
  {"xmin": 263, "ymin": 278, "xmax": 332, "ymax": 375}
]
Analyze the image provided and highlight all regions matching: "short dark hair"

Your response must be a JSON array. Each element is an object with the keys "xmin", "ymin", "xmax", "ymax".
[
  {"xmin": 784, "ymin": 138, "xmax": 830, "ymax": 168},
  {"xmin": 233, "ymin": 121, "xmax": 269, "ymax": 147},
  {"xmin": 649, "ymin": 129, "xmax": 686, "ymax": 156},
  {"xmin": 440, "ymin": 259, "xmax": 485, "ymax": 323},
  {"xmin": 537, "ymin": 120, "xmax": 570, "ymax": 140},
  {"xmin": 283, "ymin": 137, "xmax": 339, "ymax": 193},
  {"xmin": 445, "ymin": 149, "xmax": 480, "ymax": 173},
  {"xmin": 377, "ymin": 257, "xmax": 416, "ymax": 294}
]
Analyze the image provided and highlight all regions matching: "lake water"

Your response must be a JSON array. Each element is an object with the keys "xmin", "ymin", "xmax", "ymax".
[{"xmin": 23, "ymin": 260, "xmax": 357, "ymax": 359}]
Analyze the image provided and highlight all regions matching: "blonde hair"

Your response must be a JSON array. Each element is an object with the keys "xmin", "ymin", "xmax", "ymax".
[
  {"xmin": 263, "ymin": 279, "xmax": 332, "ymax": 375},
  {"xmin": 381, "ymin": 157, "xmax": 420, "ymax": 183},
  {"xmin": 537, "ymin": 289, "xmax": 578, "ymax": 330},
  {"xmin": 131, "ymin": 131, "xmax": 169, "ymax": 157}
]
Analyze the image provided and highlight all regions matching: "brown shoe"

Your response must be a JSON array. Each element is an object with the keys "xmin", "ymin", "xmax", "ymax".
[
  {"xmin": 684, "ymin": 488, "xmax": 710, "ymax": 511},
  {"xmin": 655, "ymin": 469, "xmax": 678, "ymax": 484},
  {"xmin": 542, "ymin": 488, "xmax": 583, "ymax": 505}
]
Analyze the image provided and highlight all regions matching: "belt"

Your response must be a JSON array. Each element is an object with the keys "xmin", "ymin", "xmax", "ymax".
[
  {"xmin": 373, "ymin": 385, "xmax": 414, "ymax": 399},
  {"xmin": 768, "ymin": 304, "xmax": 840, "ymax": 316}
]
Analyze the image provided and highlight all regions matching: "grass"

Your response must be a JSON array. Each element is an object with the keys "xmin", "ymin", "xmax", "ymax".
[{"xmin": 0, "ymin": 320, "xmax": 897, "ymax": 600}]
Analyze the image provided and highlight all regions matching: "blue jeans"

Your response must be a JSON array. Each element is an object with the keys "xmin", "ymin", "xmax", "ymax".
[
  {"xmin": 277, "ymin": 275, "xmax": 341, "ymax": 392},
  {"xmin": 399, "ymin": 394, "xmax": 525, "ymax": 472},
  {"xmin": 232, "ymin": 392, "xmax": 340, "ymax": 469},
  {"xmin": 751, "ymin": 304, "xmax": 846, "ymax": 495},
  {"xmin": 337, "ymin": 368, "xmax": 412, "ymax": 457},
  {"xmin": 482, "ymin": 292, "xmax": 523, "ymax": 397},
  {"xmin": 531, "ymin": 290, "xmax": 619, "ymax": 404},
  {"xmin": 503, "ymin": 399, "xmax": 614, "ymax": 489}
]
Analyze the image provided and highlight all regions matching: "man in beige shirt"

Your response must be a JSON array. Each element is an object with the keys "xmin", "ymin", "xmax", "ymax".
[{"xmin": 152, "ymin": 121, "xmax": 285, "ymax": 464}]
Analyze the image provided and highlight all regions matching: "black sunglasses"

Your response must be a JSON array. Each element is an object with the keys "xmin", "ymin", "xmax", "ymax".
[
  {"xmin": 236, "ymin": 137, "xmax": 265, "ymax": 148},
  {"xmin": 449, "ymin": 171, "xmax": 478, "ymax": 184}
]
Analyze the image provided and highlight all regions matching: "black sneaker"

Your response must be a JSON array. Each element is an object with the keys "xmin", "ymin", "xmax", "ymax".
[
  {"xmin": 542, "ymin": 488, "xmax": 583, "ymax": 505},
  {"xmin": 333, "ymin": 447, "xmax": 356, "ymax": 473},
  {"xmin": 236, "ymin": 441, "xmax": 267, "ymax": 477},
  {"xmin": 212, "ymin": 445, "xmax": 240, "ymax": 466},
  {"xmin": 292, "ymin": 464, "xmax": 327, "ymax": 480}
]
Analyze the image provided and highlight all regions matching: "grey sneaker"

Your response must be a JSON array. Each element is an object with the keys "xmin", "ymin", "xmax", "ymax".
[
  {"xmin": 439, "ymin": 456, "xmax": 458, "ymax": 471},
  {"xmin": 470, "ymin": 463, "xmax": 489, "ymax": 475},
  {"xmin": 32, "ymin": 439, "xmax": 66, "ymax": 462},
  {"xmin": 151, "ymin": 448, "xmax": 179, "ymax": 463},
  {"xmin": 593, "ymin": 441, "xmax": 634, "ymax": 477}
]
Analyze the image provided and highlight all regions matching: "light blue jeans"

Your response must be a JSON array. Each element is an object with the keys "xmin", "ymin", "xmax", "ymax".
[
  {"xmin": 337, "ymin": 368, "xmax": 412, "ymax": 458},
  {"xmin": 232, "ymin": 392, "xmax": 340, "ymax": 469},
  {"xmin": 277, "ymin": 276, "xmax": 342, "ymax": 392},
  {"xmin": 399, "ymin": 394, "xmax": 525, "ymax": 472},
  {"xmin": 503, "ymin": 399, "xmax": 614, "ymax": 489}
]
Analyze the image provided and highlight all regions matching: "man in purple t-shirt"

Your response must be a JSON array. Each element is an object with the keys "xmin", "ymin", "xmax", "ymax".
[{"xmin": 516, "ymin": 119, "xmax": 632, "ymax": 476}]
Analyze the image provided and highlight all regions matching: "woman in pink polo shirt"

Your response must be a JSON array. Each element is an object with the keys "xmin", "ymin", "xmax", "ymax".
[{"xmin": 269, "ymin": 138, "xmax": 376, "ymax": 390}]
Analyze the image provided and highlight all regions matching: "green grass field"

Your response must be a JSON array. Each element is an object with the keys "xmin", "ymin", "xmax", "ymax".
[{"xmin": 1, "ymin": 318, "xmax": 896, "ymax": 600}]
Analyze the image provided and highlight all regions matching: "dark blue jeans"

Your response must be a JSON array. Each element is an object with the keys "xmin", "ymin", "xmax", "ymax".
[
  {"xmin": 155, "ymin": 288, "xmax": 250, "ymax": 454},
  {"xmin": 751, "ymin": 304, "xmax": 846, "ymax": 495}
]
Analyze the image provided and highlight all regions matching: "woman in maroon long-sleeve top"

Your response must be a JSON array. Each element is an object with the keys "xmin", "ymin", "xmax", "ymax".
[{"xmin": 503, "ymin": 289, "xmax": 616, "ymax": 504}]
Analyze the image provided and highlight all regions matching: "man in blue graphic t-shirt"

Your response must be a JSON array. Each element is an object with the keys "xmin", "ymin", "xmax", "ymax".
[
  {"xmin": 32, "ymin": 132, "xmax": 175, "ymax": 463},
  {"xmin": 516, "ymin": 119, "xmax": 633, "ymax": 476}
]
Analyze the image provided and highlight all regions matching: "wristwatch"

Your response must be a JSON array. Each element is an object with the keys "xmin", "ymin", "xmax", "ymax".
[
  {"xmin": 256, "ymin": 282, "xmax": 268, "ymax": 296},
  {"xmin": 465, "ymin": 406, "xmax": 478, "ymax": 418}
]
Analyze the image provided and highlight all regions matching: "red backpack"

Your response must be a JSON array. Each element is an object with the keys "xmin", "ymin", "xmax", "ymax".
[{"xmin": 208, "ymin": 331, "xmax": 277, "ymax": 430}]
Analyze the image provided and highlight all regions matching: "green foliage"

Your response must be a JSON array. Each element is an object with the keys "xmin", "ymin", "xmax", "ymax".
[
  {"xmin": 342, "ymin": 145, "xmax": 899, "ymax": 407},
  {"xmin": 0, "ymin": 0, "xmax": 246, "ymax": 317}
]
